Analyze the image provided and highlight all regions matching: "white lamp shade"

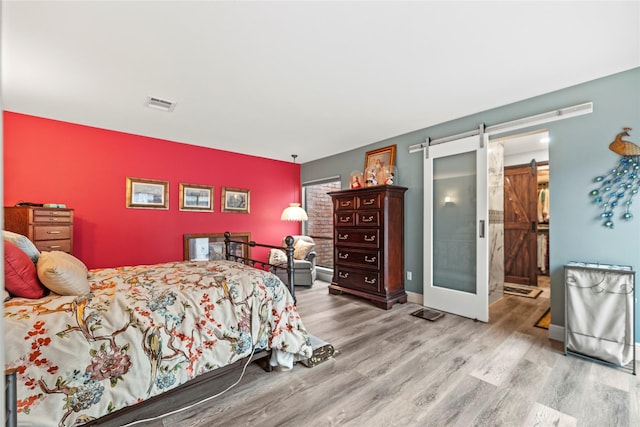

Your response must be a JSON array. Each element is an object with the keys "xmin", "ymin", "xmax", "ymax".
[{"xmin": 281, "ymin": 203, "xmax": 308, "ymax": 221}]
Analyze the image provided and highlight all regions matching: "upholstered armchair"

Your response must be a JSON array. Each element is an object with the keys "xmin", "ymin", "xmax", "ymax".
[{"xmin": 269, "ymin": 235, "xmax": 317, "ymax": 287}]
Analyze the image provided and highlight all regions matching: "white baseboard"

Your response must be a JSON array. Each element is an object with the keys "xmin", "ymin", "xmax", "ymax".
[
  {"xmin": 315, "ymin": 267, "xmax": 333, "ymax": 283},
  {"xmin": 406, "ymin": 291, "xmax": 422, "ymax": 304},
  {"xmin": 548, "ymin": 323, "xmax": 564, "ymax": 342}
]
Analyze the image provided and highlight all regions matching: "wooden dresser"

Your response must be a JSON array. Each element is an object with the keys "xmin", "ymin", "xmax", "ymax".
[
  {"xmin": 328, "ymin": 185, "xmax": 407, "ymax": 309},
  {"xmin": 4, "ymin": 206, "xmax": 74, "ymax": 254}
]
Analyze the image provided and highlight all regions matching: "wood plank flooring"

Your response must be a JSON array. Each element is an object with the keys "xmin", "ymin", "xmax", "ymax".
[{"xmin": 110, "ymin": 280, "xmax": 639, "ymax": 427}]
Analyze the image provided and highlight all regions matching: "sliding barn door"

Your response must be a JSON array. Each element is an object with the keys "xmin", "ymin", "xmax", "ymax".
[
  {"xmin": 504, "ymin": 163, "xmax": 538, "ymax": 286},
  {"xmin": 423, "ymin": 133, "xmax": 489, "ymax": 321}
]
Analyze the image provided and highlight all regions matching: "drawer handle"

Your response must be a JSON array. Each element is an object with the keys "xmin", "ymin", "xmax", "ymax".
[
  {"xmin": 338, "ymin": 253, "xmax": 349, "ymax": 259},
  {"xmin": 47, "ymin": 245, "xmax": 62, "ymax": 249},
  {"xmin": 364, "ymin": 277, "xmax": 377, "ymax": 284},
  {"xmin": 362, "ymin": 215, "xmax": 374, "ymax": 222},
  {"xmin": 363, "ymin": 199, "xmax": 375, "ymax": 205},
  {"xmin": 47, "ymin": 230, "xmax": 62, "ymax": 235},
  {"xmin": 364, "ymin": 256, "xmax": 376, "ymax": 263},
  {"xmin": 364, "ymin": 235, "xmax": 376, "ymax": 242},
  {"xmin": 340, "ymin": 216, "xmax": 351, "ymax": 223},
  {"xmin": 338, "ymin": 234, "xmax": 349, "ymax": 240},
  {"xmin": 340, "ymin": 201, "xmax": 352, "ymax": 207},
  {"xmin": 339, "ymin": 272, "xmax": 349, "ymax": 279},
  {"xmin": 48, "ymin": 218, "xmax": 64, "ymax": 221}
]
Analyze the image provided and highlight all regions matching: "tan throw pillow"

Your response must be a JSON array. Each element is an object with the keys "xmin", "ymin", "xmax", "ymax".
[
  {"xmin": 269, "ymin": 249, "xmax": 288, "ymax": 265},
  {"xmin": 293, "ymin": 239, "xmax": 315, "ymax": 260},
  {"xmin": 37, "ymin": 251, "xmax": 90, "ymax": 296}
]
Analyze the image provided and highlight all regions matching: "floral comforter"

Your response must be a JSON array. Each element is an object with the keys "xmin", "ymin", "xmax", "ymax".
[{"xmin": 4, "ymin": 260, "xmax": 312, "ymax": 426}]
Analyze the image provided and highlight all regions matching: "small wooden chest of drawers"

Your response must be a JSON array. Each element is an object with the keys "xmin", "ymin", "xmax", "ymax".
[
  {"xmin": 328, "ymin": 185, "xmax": 407, "ymax": 309},
  {"xmin": 4, "ymin": 206, "xmax": 74, "ymax": 254}
]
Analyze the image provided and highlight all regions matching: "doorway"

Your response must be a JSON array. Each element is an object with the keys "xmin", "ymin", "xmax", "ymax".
[
  {"xmin": 499, "ymin": 130, "xmax": 550, "ymax": 295},
  {"xmin": 417, "ymin": 103, "xmax": 591, "ymax": 323}
]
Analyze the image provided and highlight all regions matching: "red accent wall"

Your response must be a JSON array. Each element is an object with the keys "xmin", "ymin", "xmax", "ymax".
[{"xmin": 3, "ymin": 112, "xmax": 302, "ymax": 269}]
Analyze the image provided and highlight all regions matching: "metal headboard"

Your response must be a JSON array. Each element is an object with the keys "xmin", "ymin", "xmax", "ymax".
[{"xmin": 223, "ymin": 232, "xmax": 296, "ymax": 301}]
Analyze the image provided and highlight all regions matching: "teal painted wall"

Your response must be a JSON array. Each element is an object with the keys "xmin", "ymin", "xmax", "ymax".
[{"xmin": 302, "ymin": 67, "xmax": 640, "ymax": 337}]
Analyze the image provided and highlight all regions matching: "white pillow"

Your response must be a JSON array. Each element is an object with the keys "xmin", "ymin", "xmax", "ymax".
[
  {"xmin": 293, "ymin": 239, "xmax": 315, "ymax": 260},
  {"xmin": 269, "ymin": 249, "xmax": 288, "ymax": 265},
  {"xmin": 37, "ymin": 251, "xmax": 90, "ymax": 296},
  {"xmin": 3, "ymin": 230, "xmax": 40, "ymax": 263}
]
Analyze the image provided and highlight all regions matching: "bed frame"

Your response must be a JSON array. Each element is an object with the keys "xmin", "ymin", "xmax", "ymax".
[
  {"xmin": 83, "ymin": 233, "xmax": 297, "ymax": 425},
  {"xmin": 91, "ymin": 350, "xmax": 272, "ymax": 426},
  {"xmin": 223, "ymin": 231, "xmax": 297, "ymax": 301}
]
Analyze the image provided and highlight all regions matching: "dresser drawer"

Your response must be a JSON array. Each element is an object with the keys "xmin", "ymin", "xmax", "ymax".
[
  {"xmin": 334, "ymin": 196, "xmax": 356, "ymax": 211},
  {"xmin": 357, "ymin": 211, "xmax": 379, "ymax": 226},
  {"xmin": 32, "ymin": 209, "xmax": 73, "ymax": 222},
  {"xmin": 33, "ymin": 215, "xmax": 72, "ymax": 224},
  {"xmin": 336, "ymin": 228, "xmax": 380, "ymax": 248},
  {"xmin": 33, "ymin": 225, "xmax": 71, "ymax": 241},
  {"xmin": 357, "ymin": 193, "xmax": 381, "ymax": 209},
  {"xmin": 335, "ymin": 266, "xmax": 381, "ymax": 294},
  {"xmin": 34, "ymin": 239, "xmax": 71, "ymax": 253},
  {"xmin": 336, "ymin": 248, "xmax": 380, "ymax": 269},
  {"xmin": 335, "ymin": 212, "xmax": 355, "ymax": 227}
]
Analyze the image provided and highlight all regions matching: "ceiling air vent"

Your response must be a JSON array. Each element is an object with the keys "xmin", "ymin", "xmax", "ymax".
[{"xmin": 145, "ymin": 96, "xmax": 176, "ymax": 112}]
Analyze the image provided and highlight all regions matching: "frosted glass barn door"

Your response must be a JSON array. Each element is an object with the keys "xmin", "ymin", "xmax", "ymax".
[{"xmin": 423, "ymin": 134, "xmax": 489, "ymax": 321}]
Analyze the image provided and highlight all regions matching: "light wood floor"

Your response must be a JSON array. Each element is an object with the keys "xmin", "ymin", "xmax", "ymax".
[{"xmin": 118, "ymin": 279, "xmax": 639, "ymax": 427}]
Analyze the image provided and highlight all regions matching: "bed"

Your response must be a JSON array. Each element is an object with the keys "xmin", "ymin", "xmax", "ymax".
[{"xmin": 4, "ymin": 232, "xmax": 311, "ymax": 426}]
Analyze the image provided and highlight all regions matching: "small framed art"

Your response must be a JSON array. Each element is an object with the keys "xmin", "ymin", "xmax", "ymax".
[
  {"xmin": 221, "ymin": 187, "xmax": 250, "ymax": 214},
  {"xmin": 126, "ymin": 177, "xmax": 169, "ymax": 209},
  {"xmin": 179, "ymin": 183, "xmax": 213, "ymax": 212},
  {"xmin": 364, "ymin": 144, "xmax": 396, "ymax": 172}
]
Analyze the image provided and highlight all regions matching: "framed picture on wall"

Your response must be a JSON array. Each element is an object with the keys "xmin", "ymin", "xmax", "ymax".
[
  {"xmin": 126, "ymin": 177, "xmax": 169, "ymax": 209},
  {"xmin": 364, "ymin": 144, "xmax": 396, "ymax": 172},
  {"xmin": 221, "ymin": 187, "xmax": 250, "ymax": 214},
  {"xmin": 183, "ymin": 232, "xmax": 251, "ymax": 261},
  {"xmin": 179, "ymin": 183, "xmax": 214, "ymax": 212}
]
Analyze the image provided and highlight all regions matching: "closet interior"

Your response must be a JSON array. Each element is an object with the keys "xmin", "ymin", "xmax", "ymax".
[{"xmin": 537, "ymin": 164, "xmax": 549, "ymax": 276}]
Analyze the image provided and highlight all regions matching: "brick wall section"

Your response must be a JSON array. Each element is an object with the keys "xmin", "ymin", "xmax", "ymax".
[{"xmin": 305, "ymin": 181, "xmax": 341, "ymax": 268}]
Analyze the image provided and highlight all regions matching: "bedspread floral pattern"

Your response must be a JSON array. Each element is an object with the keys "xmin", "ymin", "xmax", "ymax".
[{"xmin": 4, "ymin": 260, "xmax": 312, "ymax": 426}]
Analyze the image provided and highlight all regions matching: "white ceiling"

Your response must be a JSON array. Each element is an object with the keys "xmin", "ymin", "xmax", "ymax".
[
  {"xmin": 501, "ymin": 130, "xmax": 548, "ymax": 156},
  {"xmin": 2, "ymin": 1, "xmax": 639, "ymax": 163}
]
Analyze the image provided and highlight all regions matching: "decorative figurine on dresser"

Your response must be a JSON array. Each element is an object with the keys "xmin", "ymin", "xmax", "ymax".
[
  {"xmin": 4, "ymin": 206, "xmax": 74, "ymax": 254},
  {"xmin": 328, "ymin": 185, "xmax": 407, "ymax": 309}
]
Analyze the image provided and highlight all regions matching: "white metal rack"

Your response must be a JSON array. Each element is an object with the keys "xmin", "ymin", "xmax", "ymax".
[{"xmin": 564, "ymin": 262, "xmax": 636, "ymax": 375}]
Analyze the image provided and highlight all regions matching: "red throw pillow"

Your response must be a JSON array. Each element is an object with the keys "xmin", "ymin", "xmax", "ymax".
[{"xmin": 4, "ymin": 240, "xmax": 48, "ymax": 298}]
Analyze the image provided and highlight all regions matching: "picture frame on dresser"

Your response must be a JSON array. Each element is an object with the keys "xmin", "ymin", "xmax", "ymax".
[
  {"xmin": 126, "ymin": 177, "xmax": 169, "ymax": 210},
  {"xmin": 364, "ymin": 144, "xmax": 396, "ymax": 172},
  {"xmin": 179, "ymin": 183, "xmax": 213, "ymax": 212},
  {"xmin": 183, "ymin": 232, "xmax": 251, "ymax": 261}
]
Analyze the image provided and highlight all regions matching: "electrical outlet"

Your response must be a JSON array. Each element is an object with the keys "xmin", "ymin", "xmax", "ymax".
[{"xmin": 407, "ymin": 271, "xmax": 412, "ymax": 280}]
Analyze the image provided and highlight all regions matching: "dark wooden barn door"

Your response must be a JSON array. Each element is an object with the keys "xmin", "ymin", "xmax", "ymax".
[{"xmin": 504, "ymin": 163, "xmax": 538, "ymax": 286}]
